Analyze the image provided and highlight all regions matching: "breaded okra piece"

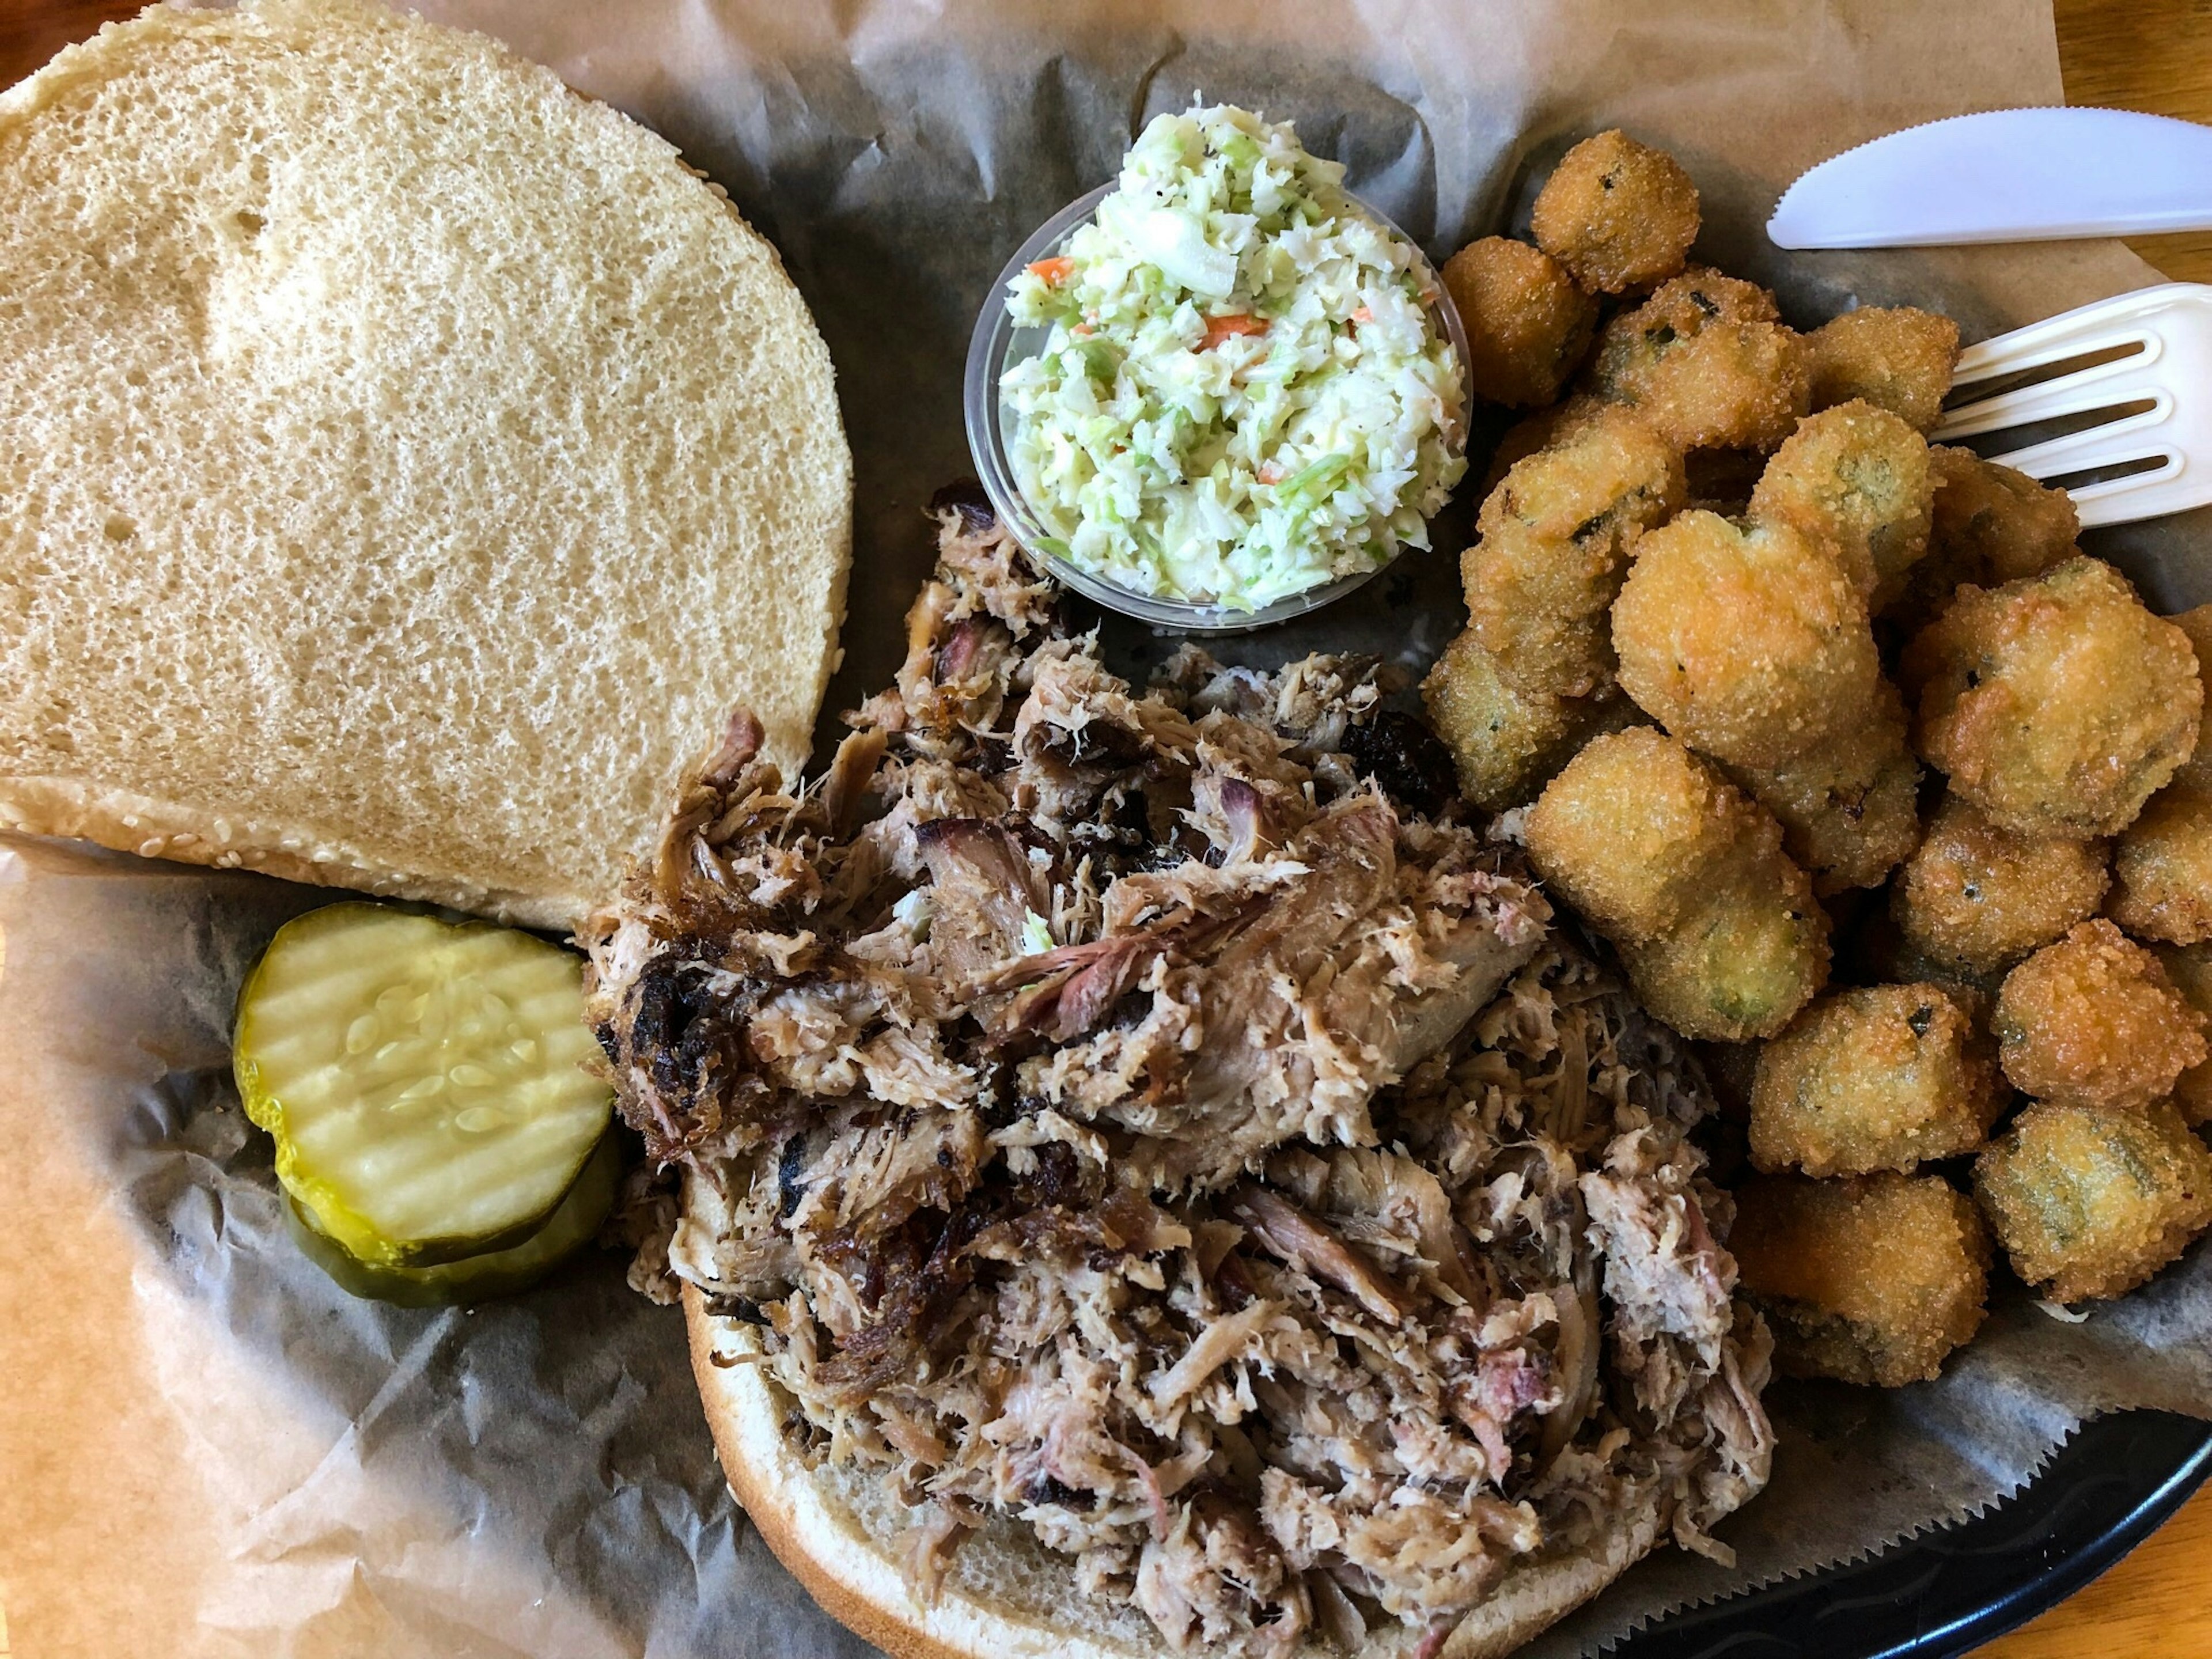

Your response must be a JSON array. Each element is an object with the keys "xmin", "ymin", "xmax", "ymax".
[
  {"xmin": 1902, "ymin": 557, "xmax": 2202, "ymax": 840},
  {"xmin": 1422, "ymin": 628, "xmax": 1633, "ymax": 812},
  {"xmin": 1530, "ymin": 130, "xmax": 1700, "ymax": 294},
  {"xmin": 1976, "ymin": 1100, "xmax": 2212, "ymax": 1302},
  {"xmin": 1585, "ymin": 270, "xmax": 1811, "ymax": 453},
  {"xmin": 1465, "ymin": 405, "xmax": 1684, "ymax": 698},
  {"xmin": 1732, "ymin": 1171, "xmax": 1990, "ymax": 1386},
  {"xmin": 1891, "ymin": 794, "xmax": 2109, "ymax": 977},
  {"xmin": 1806, "ymin": 306, "xmax": 1961, "ymax": 433},
  {"xmin": 1749, "ymin": 984, "xmax": 2002, "ymax": 1176},
  {"xmin": 1994, "ymin": 921, "xmax": 2208, "ymax": 1112},
  {"xmin": 1612, "ymin": 509, "xmax": 1880, "ymax": 768},
  {"xmin": 1442, "ymin": 236, "xmax": 1600, "ymax": 408},
  {"xmin": 1749, "ymin": 400, "xmax": 1933, "ymax": 609}
]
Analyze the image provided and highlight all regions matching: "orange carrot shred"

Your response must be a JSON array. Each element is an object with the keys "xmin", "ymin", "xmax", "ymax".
[{"xmin": 1200, "ymin": 314, "xmax": 1269, "ymax": 350}]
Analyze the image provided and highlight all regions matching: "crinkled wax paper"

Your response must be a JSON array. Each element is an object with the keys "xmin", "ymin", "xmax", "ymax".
[{"xmin": 6, "ymin": 2, "xmax": 2212, "ymax": 1655}]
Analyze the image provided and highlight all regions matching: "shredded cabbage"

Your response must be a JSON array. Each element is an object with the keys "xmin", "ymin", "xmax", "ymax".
[{"xmin": 1001, "ymin": 103, "xmax": 1467, "ymax": 609}]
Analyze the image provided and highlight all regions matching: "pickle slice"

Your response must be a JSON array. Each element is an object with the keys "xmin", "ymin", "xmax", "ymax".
[
  {"xmin": 286, "ymin": 1131, "xmax": 622, "ymax": 1307},
  {"xmin": 235, "ymin": 902, "xmax": 613, "ymax": 1268}
]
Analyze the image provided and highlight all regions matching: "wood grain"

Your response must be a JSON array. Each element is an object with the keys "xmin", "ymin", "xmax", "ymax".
[
  {"xmin": 2055, "ymin": 0, "xmax": 2212, "ymax": 283},
  {"xmin": 0, "ymin": 0, "xmax": 2208, "ymax": 1653}
]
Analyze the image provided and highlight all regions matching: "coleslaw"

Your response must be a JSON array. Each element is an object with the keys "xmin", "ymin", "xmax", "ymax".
[{"xmin": 999, "ymin": 103, "xmax": 1469, "ymax": 611}]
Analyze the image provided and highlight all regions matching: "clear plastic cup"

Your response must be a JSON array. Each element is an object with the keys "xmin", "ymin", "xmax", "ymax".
[{"xmin": 963, "ymin": 180, "xmax": 1473, "ymax": 636}]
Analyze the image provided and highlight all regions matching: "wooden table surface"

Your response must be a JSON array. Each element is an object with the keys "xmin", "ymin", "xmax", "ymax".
[{"xmin": 0, "ymin": 0, "xmax": 2208, "ymax": 1654}]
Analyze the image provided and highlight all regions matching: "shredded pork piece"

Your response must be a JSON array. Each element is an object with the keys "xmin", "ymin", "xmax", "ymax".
[{"xmin": 582, "ymin": 498, "xmax": 1771, "ymax": 1654}]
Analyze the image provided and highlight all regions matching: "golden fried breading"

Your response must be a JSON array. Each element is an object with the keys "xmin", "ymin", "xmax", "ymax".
[
  {"xmin": 1627, "ymin": 267, "xmax": 1781, "ymax": 327},
  {"xmin": 1422, "ymin": 628, "xmax": 1633, "ymax": 811},
  {"xmin": 1465, "ymin": 406, "xmax": 1685, "ymax": 698},
  {"xmin": 1612, "ymin": 510, "xmax": 1880, "ymax": 768},
  {"xmin": 1749, "ymin": 400, "xmax": 1933, "ymax": 608},
  {"xmin": 1806, "ymin": 306, "xmax": 1961, "ymax": 433},
  {"xmin": 1994, "ymin": 920, "xmax": 2209, "ymax": 1111},
  {"xmin": 1888, "ymin": 446, "xmax": 2078, "ymax": 629},
  {"xmin": 1732, "ymin": 1171, "xmax": 1990, "ymax": 1387},
  {"xmin": 1725, "ymin": 677, "xmax": 1921, "ymax": 893},
  {"xmin": 2111, "ymin": 787, "xmax": 2212, "ymax": 946},
  {"xmin": 1529, "ymin": 129, "xmax": 1700, "ymax": 294},
  {"xmin": 1903, "ymin": 558, "xmax": 2203, "ymax": 839},
  {"xmin": 1615, "ymin": 835, "xmax": 1830, "ymax": 1041},
  {"xmin": 1482, "ymin": 393, "xmax": 1611, "ymax": 490},
  {"xmin": 1749, "ymin": 984, "xmax": 2002, "ymax": 1176},
  {"xmin": 1442, "ymin": 236, "xmax": 1601, "ymax": 410},
  {"xmin": 1524, "ymin": 725, "xmax": 1767, "ymax": 938},
  {"xmin": 2166, "ymin": 606, "xmax": 2212, "ymax": 793},
  {"xmin": 1926, "ymin": 446, "xmax": 2080, "ymax": 581},
  {"xmin": 1586, "ymin": 270, "xmax": 1812, "ymax": 452},
  {"xmin": 1891, "ymin": 793, "xmax": 2109, "ymax": 976},
  {"xmin": 1975, "ymin": 1099, "xmax": 2212, "ymax": 1302},
  {"xmin": 2154, "ymin": 944, "xmax": 2212, "ymax": 1123}
]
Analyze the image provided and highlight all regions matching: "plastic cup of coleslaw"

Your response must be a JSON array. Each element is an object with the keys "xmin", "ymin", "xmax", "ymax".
[{"xmin": 964, "ymin": 111, "xmax": 1472, "ymax": 637}]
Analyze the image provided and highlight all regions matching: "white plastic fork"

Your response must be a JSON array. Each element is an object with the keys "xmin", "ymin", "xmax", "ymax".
[{"xmin": 1929, "ymin": 282, "xmax": 2212, "ymax": 528}]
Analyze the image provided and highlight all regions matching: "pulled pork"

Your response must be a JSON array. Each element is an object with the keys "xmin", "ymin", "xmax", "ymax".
[{"xmin": 584, "ymin": 496, "xmax": 1771, "ymax": 1654}]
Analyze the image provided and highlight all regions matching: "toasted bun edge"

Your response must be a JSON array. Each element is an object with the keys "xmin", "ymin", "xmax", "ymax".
[{"xmin": 682, "ymin": 1286, "xmax": 1669, "ymax": 1659}]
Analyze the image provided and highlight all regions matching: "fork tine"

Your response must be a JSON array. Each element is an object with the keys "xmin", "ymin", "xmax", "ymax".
[
  {"xmin": 1952, "ymin": 326, "xmax": 2146, "ymax": 387},
  {"xmin": 1922, "ymin": 283, "xmax": 2212, "ymax": 529},
  {"xmin": 1933, "ymin": 356, "xmax": 2164, "ymax": 441},
  {"xmin": 1981, "ymin": 402, "xmax": 2173, "ymax": 475},
  {"xmin": 2073, "ymin": 463, "xmax": 2187, "ymax": 527},
  {"xmin": 1948, "ymin": 290, "xmax": 2191, "ymax": 385}
]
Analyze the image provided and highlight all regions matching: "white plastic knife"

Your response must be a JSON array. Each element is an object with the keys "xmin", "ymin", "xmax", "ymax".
[{"xmin": 1768, "ymin": 107, "xmax": 2212, "ymax": 250}]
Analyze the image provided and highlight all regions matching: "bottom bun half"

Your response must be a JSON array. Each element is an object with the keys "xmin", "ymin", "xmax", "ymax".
[{"xmin": 683, "ymin": 1285, "xmax": 1669, "ymax": 1659}]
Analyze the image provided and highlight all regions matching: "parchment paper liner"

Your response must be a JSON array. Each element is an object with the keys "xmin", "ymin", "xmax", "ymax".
[{"xmin": 6, "ymin": 2, "xmax": 2210, "ymax": 1654}]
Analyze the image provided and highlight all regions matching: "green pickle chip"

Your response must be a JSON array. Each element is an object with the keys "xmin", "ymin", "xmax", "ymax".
[
  {"xmin": 235, "ymin": 902, "xmax": 614, "ymax": 1269},
  {"xmin": 287, "ymin": 1132, "xmax": 621, "ymax": 1307}
]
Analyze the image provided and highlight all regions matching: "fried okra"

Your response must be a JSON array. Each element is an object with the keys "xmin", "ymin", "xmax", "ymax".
[
  {"xmin": 1749, "ymin": 984, "xmax": 2002, "ymax": 1176},
  {"xmin": 1525, "ymin": 730, "xmax": 1829, "ymax": 1039},
  {"xmin": 1422, "ymin": 628, "xmax": 1632, "ymax": 810},
  {"xmin": 1806, "ymin": 306, "xmax": 1961, "ymax": 433},
  {"xmin": 1483, "ymin": 393, "xmax": 1610, "ymax": 489},
  {"xmin": 1465, "ymin": 406, "xmax": 1685, "ymax": 697},
  {"xmin": 1902, "ymin": 557, "xmax": 2204, "ymax": 839},
  {"xmin": 1586, "ymin": 270, "xmax": 1812, "ymax": 452},
  {"xmin": 1888, "ymin": 447, "xmax": 2078, "ymax": 629},
  {"xmin": 1613, "ymin": 510, "xmax": 1880, "ymax": 768},
  {"xmin": 1994, "ymin": 921, "xmax": 2209, "ymax": 1112},
  {"xmin": 2156, "ymin": 945, "xmax": 2212, "ymax": 1123},
  {"xmin": 1443, "ymin": 237, "xmax": 1601, "ymax": 409},
  {"xmin": 1975, "ymin": 1100, "xmax": 2212, "ymax": 1302},
  {"xmin": 1725, "ymin": 678, "xmax": 1922, "ymax": 893},
  {"xmin": 1616, "ymin": 839, "xmax": 1831, "ymax": 1041},
  {"xmin": 1523, "ymin": 726, "xmax": 1765, "ymax": 938},
  {"xmin": 2111, "ymin": 788, "xmax": 2212, "ymax": 945},
  {"xmin": 1530, "ymin": 129, "xmax": 1700, "ymax": 294},
  {"xmin": 1891, "ymin": 794, "xmax": 2109, "ymax": 976},
  {"xmin": 2166, "ymin": 606, "xmax": 2212, "ymax": 793},
  {"xmin": 1732, "ymin": 1172, "xmax": 1990, "ymax": 1387},
  {"xmin": 1749, "ymin": 401, "xmax": 1933, "ymax": 608}
]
